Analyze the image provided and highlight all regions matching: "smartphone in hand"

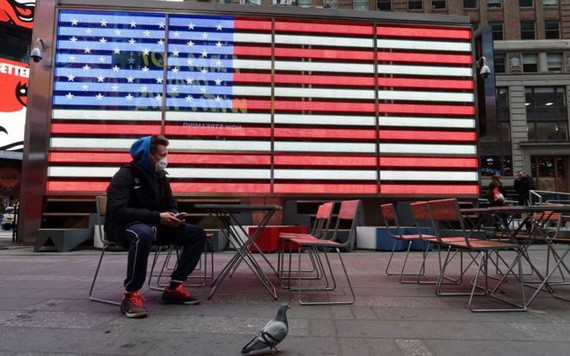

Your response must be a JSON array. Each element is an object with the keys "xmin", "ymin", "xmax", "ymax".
[{"xmin": 175, "ymin": 212, "xmax": 187, "ymax": 220}]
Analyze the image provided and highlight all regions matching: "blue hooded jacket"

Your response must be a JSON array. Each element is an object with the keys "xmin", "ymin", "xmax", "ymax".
[{"xmin": 129, "ymin": 135, "xmax": 153, "ymax": 172}]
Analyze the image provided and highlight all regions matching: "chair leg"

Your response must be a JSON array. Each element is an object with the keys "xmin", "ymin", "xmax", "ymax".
[{"xmin": 89, "ymin": 245, "xmax": 121, "ymax": 306}]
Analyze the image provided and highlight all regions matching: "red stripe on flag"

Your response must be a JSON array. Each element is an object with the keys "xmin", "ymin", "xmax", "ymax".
[
  {"xmin": 378, "ymin": 103, "xmax": 475, "ymax": 116},
  {"xmin": 380, "ymin": 157, "xmax": 478, "ymax": 168},
  {"xmin": 379, "ymin": 77, "xmax": 473, "ymax": 90},
  {"xmin": 274, "ymin": 154, "xmax": 377, "ymax": 167},
  {"xmin": 275, "ymin": 21, "xmax": 373, "ymax": 35},
  {"xmin": 165, "ymin": 125, "xmax": 271, "ymax": 138},
  {"xmin": 235, "ymin": 99, "xmax": 376, "ymax": 113},
  {"xmin": 274, "ymin": 183, "xmax": 378, "ymax": 194},
  {"xmin": 379, "ymin": 130, "xmax": 476, "ymax": 142},
  {"xmin": 380, "ymin": 184, "xmax": 480, "ymax": 195},
  {"xmin": 169, "ymin": 153, "xmax": 271, "ymax": 165},
  {"xmin": 46, "ymin": 181, "xmax": 109, "ymax": 192},
  {"xmin": 233, "ymin": 46, "xmax": 272, "ymax": 57},
  {"xmin": 48, "ymin": 151, "xmax": 130, "ymax": 163},
  {"xmin": 233, "ymin": 46, "xmax": 374, "ymax": 61},
  {"xmin": 170, "ymin": 182, "xmax": 271, "ymax": 193},
  {"xmin": 50, "ymin": 123, "xmax": 161, "ymax": 135},
  {"xmin": 274, "ymin": 128, "xmax": 376, "ymax": 140},
  {"xmin": 234, "ymin": 19, "xmax": 273, "ymax": 31},
  {"xmin": 234, "ymin": 72, "xmax": 375, "ymax": 87},
  {"xmin": 377, "ymin": 26, "xmax": 472, "ymax": 40},
  {"xmin": 377, "ymin": 52, "xmax": 472, "ymax": 65}
]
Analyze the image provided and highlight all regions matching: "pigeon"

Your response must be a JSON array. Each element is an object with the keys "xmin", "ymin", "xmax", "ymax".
[{"xmin": 241, "ymin": 304, "xmax": 290, "ymax": 354}]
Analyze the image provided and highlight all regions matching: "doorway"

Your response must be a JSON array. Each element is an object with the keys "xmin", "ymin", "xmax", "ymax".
[{"xmin": 530, "ymin": 155, "xmax": 568, "ymax": 192}]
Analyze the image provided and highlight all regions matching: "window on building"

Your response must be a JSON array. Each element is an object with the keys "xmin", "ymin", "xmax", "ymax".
[
  {"xmin": 543, "ymin": 0, "xmax": 557, "ymax": 7},
  {"xmin": 494, "ymin": 54, "xmax": 506, "ymax": 73},
  {"xmin": 353, "ymin": 0, "xmax": 369, "ymax": 10},
  {"xmin": 547, "ymin": 53, "xmax": 563, "ymax": 72},
  {"xmin": 545, "ymin": 20, "xmax": 560, "ymax": 39},
  {"xmin": 464, "ymin": 0, "xmax": 478, "ymax": 8},
  {"xmin": 378, "ymin": 0, "xmax": 391, "ymax": 10},
  {"xmin": 481, "ymin": 156, "xmax": 513, "ymax": 177},
  {"xmin": 490, "ymin": 22, "xmax": 504, "ymax": 40},
  {"xmin": 324, "ymin": 0, "xmax": 339, "ymax": 7},
  {"xmin": 409, "ymin": 0, "xmax": 423, "ymax": 10},
  {"xmin": 526, "ymin": 87, "xmax": 568, "ymax": 141},
  {"xmin": 497, "ymin": 87, "xmax": 511, "ymax": 142},
  {"xmin": 519, "ymin": 0, "xmax": 533, "ymax": 7},
  {"xmin": 433, "ymin": 0, "xmax": 446, "ymax": 9},
  {"xmin": 487, "ymin": 0, "xmax": 501, "ymax": 8},
  {"xmin": 522, "ymin": 53, "xmax": 538, "ymax": 72},
  {"xmin": 521, "ymin": 21, "xmax": 535, "ymax": 39}
]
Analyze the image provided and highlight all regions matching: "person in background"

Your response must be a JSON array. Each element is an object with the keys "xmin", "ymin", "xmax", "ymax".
[
  {"xmin": 514, "ymin": 170, "xmax": 536, "ymax": 206},
  {"xmin": 105, "ymin": 135, "xmax": 207, "ymax": 319},
  {"xmin": 486, "ymin": 175, "xmax": 507, "ymax": 207}
]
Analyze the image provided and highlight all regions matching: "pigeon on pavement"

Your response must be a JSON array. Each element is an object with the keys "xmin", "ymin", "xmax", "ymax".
[{"xmin": 241, "ymin": 304, "xmax": 290, "ymax": 354}]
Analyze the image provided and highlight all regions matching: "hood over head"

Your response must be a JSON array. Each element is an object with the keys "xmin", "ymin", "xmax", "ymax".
[{"xmin": 130, "ymin": 136, "xmax": 153, "ymax": 172}]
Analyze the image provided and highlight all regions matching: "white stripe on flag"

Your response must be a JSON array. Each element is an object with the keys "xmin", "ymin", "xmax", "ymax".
[
  {"xmin": 378, "ymin": 39, "xmax": 471, "ymax": 52},
  {"xmin": 379, "ymin": 116, "xmax": 475, "ymax": 129},
  {"xmin": 275, "ymin": 60, "xmax": 374, "ymax": 73},
  {"xmin": 169, "ymin": 139, "xmax": 271, "ymax": 152},
  {"xmin": 233, "ymin": 33, "xmax": 272, "ymax": 44},
  {"xmin": 378, "ymin": 65, "xmax": 472, "ymax": 77},
  {"xmin": 380, "ymin": 143, "xmax": 476, "ymax": 155},
  {"xmin": 275, "ymin": 34, "xmax": 373, "ymax": 48},
  {"xmin": 380, "ymin": 171, "xmax": 478, "ymax": 181},
  {"xmin": 275, "ymin": 141, "xmax": 376, "ymax": 153},
  {"xmin": 167, "ymin": 112, "xmax": 271, "ymax": 124},
  {"xmin": 378, "ymin": 90, "xmax": 474, "ymax": 103},
  {"xmin": 52, "ymin": 110, "xmax": 162, "ymax": 121},
  {"xmin": 275, "ymin": 114, "xmax": 375, "ymax": 126},
  {"xmin": 47, "ymin": 167, "xmax": 272, "ymax": 179},
  {"xmin": 273, "ymin": 87, "xmax": 374, "ymax": 100},
  {"xmin": 274, "ymin": 169, "xmax": 376, "ymax": 180},
  {"xmin": 51, "ymin": 138, "xmax": 136, "ymax": 149}
]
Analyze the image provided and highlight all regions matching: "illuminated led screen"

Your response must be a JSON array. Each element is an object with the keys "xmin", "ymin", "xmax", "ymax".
[{"xmin": 47, "ymin": 9, "xmax": 478, "ymax": 196}]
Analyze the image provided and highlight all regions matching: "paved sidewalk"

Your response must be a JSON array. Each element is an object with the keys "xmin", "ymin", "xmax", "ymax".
[{"xmin": 0, "ymin": 243, "xmax": 569, "ymax": 355}]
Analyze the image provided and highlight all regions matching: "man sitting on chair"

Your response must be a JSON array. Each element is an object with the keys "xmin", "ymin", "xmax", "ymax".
[{"xmin": 105, "ymin": 135, "xmax": 207, "ymax": 318}]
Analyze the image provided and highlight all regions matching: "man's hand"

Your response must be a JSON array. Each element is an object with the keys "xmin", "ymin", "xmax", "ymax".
[{"xmin": 159, "ymin": 211, "xmax": 185, "ymax": 227}]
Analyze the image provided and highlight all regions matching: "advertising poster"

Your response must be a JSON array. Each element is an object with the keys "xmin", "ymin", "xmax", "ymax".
[
  {"xmin": 0, "ymin": 0, "xmax": 35, "ymax": 29},
  {"xmin": 0, "ymin": 57, "xmax": 28, "ymax": 151}
]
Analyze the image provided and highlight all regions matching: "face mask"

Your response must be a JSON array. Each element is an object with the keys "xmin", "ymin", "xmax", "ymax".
[{"xmin": 155, "ymin": 157, "xmax": 168, "ymax": 171}]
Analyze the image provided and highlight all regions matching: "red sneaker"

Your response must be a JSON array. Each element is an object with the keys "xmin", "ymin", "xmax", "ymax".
[
  {"xmin": 120, "ymin": 292, "xmax": 148, "ymax": 318},
  {"xmin": 161, "ymin": 284, "xmax": 200, "ymax": 305}
]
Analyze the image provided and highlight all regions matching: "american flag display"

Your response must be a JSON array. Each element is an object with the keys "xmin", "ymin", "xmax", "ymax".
[{"xmin": 47, "ymin": 8, "xmax": 478, "ymax": 196}]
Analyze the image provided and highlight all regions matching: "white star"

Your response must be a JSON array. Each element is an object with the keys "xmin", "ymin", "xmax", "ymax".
[
  {"xmin": 142, "ymin": 66, "xmax": 149, "ymax": 73},
  {"xmin": 85, "ymin": 28, "xmax": 92, "ymax": 35},
  {"xmin": 98, "ymin": 56, "xmax": 106, "ymax": 63},
  {"xmin": 214, "ymin": 95, "xmax": 222, "ymax": 102},
  {"xmin": 156, "ymin": 77, "xmax": 163, "ymax": 84},
  {"xmin": 70, "ymin": 36, "xmax": 78, "ymax": 43},
  {"xmin": 84, "ymin": 47, "xmax": 91, "ymax": 54},
  {"xmin": 173, "ymin": 31, "xmax": 180, "ymax": 38},
  {"xmin": 185, "ymin": 95, "xmax": 193, "ymax": 102},
  {"xmin": 216, "ymin": 24, "xmax": 223, "ymax": 31},
  {"xmin": 127, "ymin": 76, "xmax": 134, "ymax": 83},
  {"xmin": 158, "ymin": 21, "xmax": 165, "ymax": 29},
  {"xmin": 112, "ymin": 65, "xmax": 120, "ymax": 72},
  {"xmin": 97, "ymin": 75, "xmax": 105, "ymax": 82},
  {"xmin": 157, "ymin": 39, "xmax": 164, "ymax": 46},
  {"xmin": 172, "ymin": 67, "xmax": 180, "ymax": 74},
  {"xmin": 67, "ymin": 75, "xmax": 75, "ymax": 81},
  {"xmin": 82, "ymin": 64, "xmax": 91, "ymax": 71},
  {"xmin": 114, "ymin": 29, "xmax": 122, "ymax": 36},
  {"xmin": 215, "ymin": 78, "xmax": 222, "ymax": 85},
  {"xmin": 66, "ymin": 92, "xmax": 74, "ymax": 100},
  {"xmin": 215, "ymin": 60, "xmax": 222, "ymax": 67},
  {"xmin": 186, "ymin": 58, "xmax": 194, "ymax": 66},
  {"xmin": 101, "ymin": 19, "xmax": 108, "ymax": 27},
  {"xmin": 81, "ymin": 84, "xmax": 89, "ymax": 91},
  {"xmin": 188, "ymin": 23, "xmax": 195, "ymax": 30},
  {"xmin": 186, "ymin": 77, "xmax": 194, "ymax": 85},
  {"xmin": 113, "ymin": 47, "xmax": 121, "ymax": 54},
  {"xmin": 71, "ymin": 19, "xmax": 78, "ymax": 26},
  {"xmin": 187, "ymin": 40, "xmax": 194, "ymax": 47},
  {"xmin": 215, "ymin": 41, "xmax": 223, "ymax": 48},
  {"xmin": 201, "ymin": 50, "xmax": 208, "ymax": 58},
  {"xmin": 142, "ymin": 48, "xmax": 150, "ymax": 55},
  {"xmin": 144, "ymin": 30, "xmax": 151, "ymax": 37},
  {"xmin": 155, "ymin": 94, "xmax": 162, "ymax": 101},
  {"xmin": 130, "ymin": 20, "xmax": 137, "ymax": 28},
  {"xmin": 172, "ymin": 49, "xmax": 179, "ymax": 57},
  {"xmin": 111, "ymin": 84, "xmax": 119, "ymax": 91},
  {"xmin": 171, "ymin": 86, "xmax": 179, "ymax": 93},
  {"xmin": 129, "ymin": 38, "xmax": 136, "ymax": 45},
  {"xmin": 200, "ymin": 87, "xmax": 207, "ymax": 93},
  {"xmin": 200, "ymin": 68, "xmax": 208, "ymax": 75},
  {"xmin": 68, "ymin": 55, "xmax": 76, "ymax": 62},
  {"xmin": 201, "ymin": 32, "xmax": 209, "ymax": 39},
  {"xmin": 126, "ymin": 93, "xmax": 133, "ymax": 101},
  {"xmin": 99, "ymin": 38, "xmax": 107, "ymax": 44},
  {"xmin": 96, "ymin": 93, "xmax": 104, "ymax": 100},
  {"xmin": 141, "ymin": 85, "xmax": 149, "ymax": 92},
  {"xmin": 128, "ymin": 57, "xmax": 135, "ymax": 64}
]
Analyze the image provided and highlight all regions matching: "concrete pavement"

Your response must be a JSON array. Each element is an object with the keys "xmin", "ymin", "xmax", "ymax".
[{"xmin": 0, "ymin": 241, "xmax": 569, "ymax": 355}]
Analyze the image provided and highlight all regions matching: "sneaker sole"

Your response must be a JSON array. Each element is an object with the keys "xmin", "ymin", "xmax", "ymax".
[
  {"xmin": 161, "ymin": 299, "xmax": 201, "ymax": 305},
  {"xmin": 121, "ymin": 307, "xmax": 148, "ymax": 318}
]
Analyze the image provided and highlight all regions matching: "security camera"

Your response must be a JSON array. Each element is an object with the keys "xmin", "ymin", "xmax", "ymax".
[
  {"xmin": 30, "ymin": 47, "xmax": 42, "ymax": 63},
  {"xmin": 480, "ymin": 65, "xmax": 491, "ymax": 79}
]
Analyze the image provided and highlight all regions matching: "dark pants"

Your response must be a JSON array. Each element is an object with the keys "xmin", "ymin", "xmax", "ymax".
[{"xmin": 123, "ymin": 223, "xmax": 207, "ymax": 292}]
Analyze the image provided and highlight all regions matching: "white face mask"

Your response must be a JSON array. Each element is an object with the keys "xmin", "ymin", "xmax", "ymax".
[{"xmin": 155, "ymin": 157, "xmax": 168, "ymax": 171}]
